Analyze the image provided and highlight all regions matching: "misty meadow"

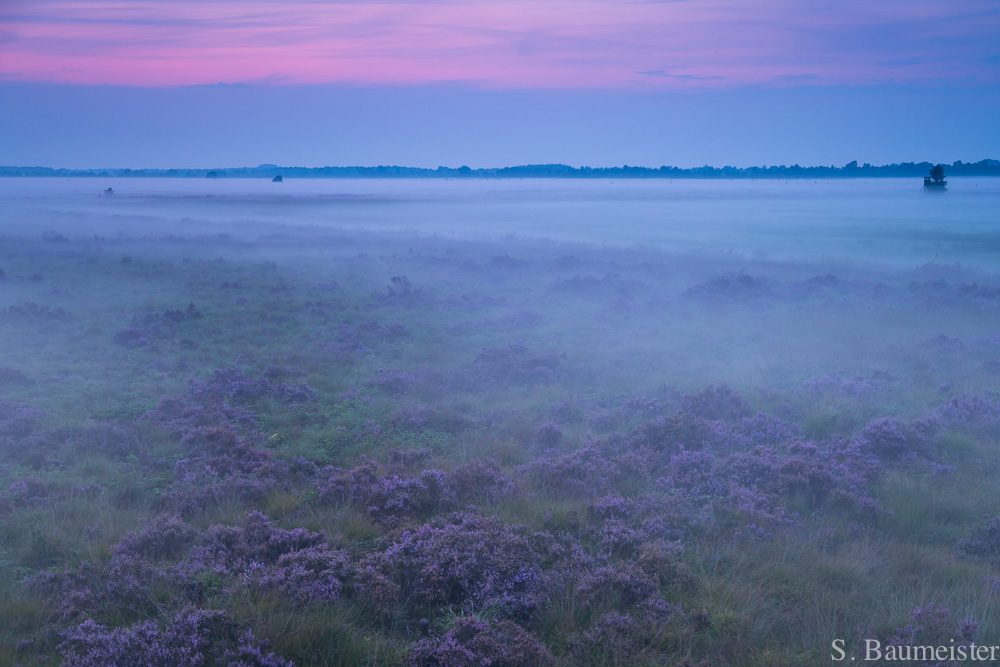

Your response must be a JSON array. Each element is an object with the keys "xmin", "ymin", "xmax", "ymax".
[{"xmin": 1, "ymin": 177, "xmax": 999, "ymax": 665}]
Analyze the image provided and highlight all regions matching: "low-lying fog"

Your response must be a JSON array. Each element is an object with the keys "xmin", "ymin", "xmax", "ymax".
[{"xmin": 4, "ymin": 177, "xmax": 1000, "ymax": 265}]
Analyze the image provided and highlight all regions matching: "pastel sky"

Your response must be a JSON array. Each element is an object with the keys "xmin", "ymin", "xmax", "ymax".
[{"xmin": 1, "ymin": 0, "xmax": 999, "ymax": 167}]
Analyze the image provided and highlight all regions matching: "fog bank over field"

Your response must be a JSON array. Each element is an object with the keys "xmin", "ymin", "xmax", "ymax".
[{"xmin": 3, "ymin": 177, "xmax": 1000, "ymax": 266}]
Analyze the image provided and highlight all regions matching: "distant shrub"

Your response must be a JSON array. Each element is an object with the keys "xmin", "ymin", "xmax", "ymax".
[
  {"xmin": 955, "ymin": 517, "xmax": 1000, "ymax": 565},
  {"xmin": 681, "ymin": 385, "xmax": 750, "ymax": 422},
  {"xmin": 535, "ymin": 422, "xmax": 563, "ymax": 447},
  {"xmin": 2, "ymin": 302, "xmax": 68, "ymax": 321},
  {"xmin": 0, "ymin": 366, "xmax": 32, "ymax": 387},
  {"xmin": 468, "ymin": 343, "xmax": 562, "ymax": 388}
]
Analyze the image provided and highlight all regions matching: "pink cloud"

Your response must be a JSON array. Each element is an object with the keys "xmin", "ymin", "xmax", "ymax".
[{"xmin": 1, "ymin": 0, "xmax": 997, "ymax": 87}]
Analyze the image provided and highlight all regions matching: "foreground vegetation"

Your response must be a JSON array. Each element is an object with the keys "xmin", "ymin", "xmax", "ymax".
[{"xmin": 3, "ymin": 218, "xmax": 1000, "ymax": 665}]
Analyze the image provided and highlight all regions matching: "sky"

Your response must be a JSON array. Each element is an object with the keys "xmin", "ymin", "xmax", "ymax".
[{"xmin": 1, "ymin": 0, "xmax": 999, "ymax": 168}]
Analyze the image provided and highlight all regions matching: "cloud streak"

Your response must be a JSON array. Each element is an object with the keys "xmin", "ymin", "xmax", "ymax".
[{"xmin": 1, "ymin": 0, "xmax": 998, "ymax": 88}]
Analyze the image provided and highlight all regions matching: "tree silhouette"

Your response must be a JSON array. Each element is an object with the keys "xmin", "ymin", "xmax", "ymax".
[{"xmin": 930, "ymin": 164, "xmax": 945, "ymax": 182}]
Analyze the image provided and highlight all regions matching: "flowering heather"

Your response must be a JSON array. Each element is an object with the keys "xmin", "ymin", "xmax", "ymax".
[
  {"xmin": 518, "ymin": 447, "xmax": 623, "ymax": 498},
  {"xmin": 189, "ymin": 367, "xmax": 314, "ymax": 405},
  {"xmin": 357, "ymin": 512, "xmax": 546, "ymax": 622},
  {"xmin": 317, "ymin": 457, "xmax": 511, "ymax": 524},
  {"xmin": 112, "ymin": 515, "xmax": 197, "ymax": 561},
  {"xmin": 658, "ymin": 440, "xmax": 881, "ymax": 527},
  {"xmin": 626, "ymin": 412, "xmax": 737, "ymax": 452},
  {"xmin": 30, "ymin": 511, "xmax": 351, "ymax": 622},
  {"xmin": 407, "ymin": 615, "xmax": 552, "ymax": 667},
  {"xmin": 0, "ymin": 398, "xmax": 43, "ymax": 439},
  {"xmin": 142, "ymin": 395, "xmax": 258, "ymax": 441},
  {"xmin": 164, "ymin": 427, "xmax": 300, "ymax": 516},
  {"xmin": 735, "ymin": 411, "xmax": 800, "ymax": 445},
  {"xmin": 2, "ymin": 477, "xmax": 51, "ymax": 508},
  {"xmin": 13, "ymin": 221, "xmax": 1000, "ymax": 666},
  {"xmin": 934, "ymin": 394, "xmax": 1000, "ymax": 436},
  {"xmin": 852, "ymin": 417, "xmax": 934, "ymax": 461},
  {"xmin": 58, "ymin": 608, "xmax": 293, "ymax": 667}
]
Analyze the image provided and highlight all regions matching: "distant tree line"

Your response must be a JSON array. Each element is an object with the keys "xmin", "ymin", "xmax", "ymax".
[{"xmin": 2, "ymin": 159, "xmax": 999, "ymax": 179}]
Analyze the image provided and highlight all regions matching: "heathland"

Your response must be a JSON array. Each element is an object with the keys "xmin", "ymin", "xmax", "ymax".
[{"xmin": 2, "ymin": 178, "xmax": 1000, "ymax": 665}]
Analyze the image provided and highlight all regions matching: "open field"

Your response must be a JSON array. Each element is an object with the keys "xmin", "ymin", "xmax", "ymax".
[{"xmin": 3, "ymin": 179, "xmax": 1000, "ymax": 665}]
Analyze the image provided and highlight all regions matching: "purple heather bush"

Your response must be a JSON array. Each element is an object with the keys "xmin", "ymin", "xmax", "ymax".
[
  {"xmin": 317, "ymin": 457, "xmax": 511, "ymax": 525},
  {"xmin": 657, "ymin": 440, "xmax": 881, "ymax": 527},
  {"xmin": 180, "ymin": 512, "xmax": 350, "ymax": 606},
  {"xmin": 112, "ymin": 515, "xmax": 197, "ymax": 561},
  {"xmin": 142, "ymin": 395, "xmax": 258, "ymax": 442},
  {"xmin": 356, "ymin": 511, "xmax": 546, "ymax": 622},
  {"xmin": 0, "ymin": 398, "xmax": 43, "ymax": 439},
  {"xmin": 626, "ymin": 413, "xmax": 737, "ymax": 452},
  {"xmin": 406, "ymin": 616, "xmax": 553, "ymax": 667},
  {"xmin": 58, "ymin": 608, "xmax": 293, "ymax": 667},
  {"xmin": 189, "ymin": 367, "xmax": 314, "ymax": 405},
  {"xmin": 852, "ymin": 417, "xmax": 935, "ymax": 461},
  {"xmin": 3, "ymin": 477, "xmax": 51, "ymax": 508},
  {"xmin": 935, "ymin": 394, "xmax": 1000, "ymax": 437},
  {"xmin": 518, "ymin": 447, "xmax": 623, "ymax": 498},
  {"xmin": 735, "ymin": 411, "xmax": 801, "ymax": 446},
  {"xmin": 29, "ymin": 512, "xmax": 351, "ymax": 619}
]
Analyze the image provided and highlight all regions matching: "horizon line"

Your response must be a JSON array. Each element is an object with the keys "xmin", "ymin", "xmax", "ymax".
[{"xmin": 2, "ymin": 159, "xmax": 999, "ymax": 177}]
